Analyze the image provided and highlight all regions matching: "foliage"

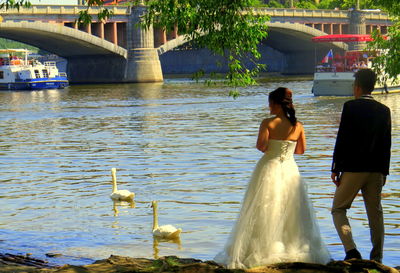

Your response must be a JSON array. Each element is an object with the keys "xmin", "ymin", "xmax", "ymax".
[
  {"xmin": 249, "ymin": 0, "xmax": 266, "ymax": 7},
  {"xmin": 76, "ymin": 0, "xmax": 114, "ymax": 26},
  {"xmin": 317, "ymin": 0, "xmax": 342, "ymax": 9},
  {"xmin": 368, "ymin": 23, "xmax": 400, "ymax": 83},
  {"xmin": 366, "ymin": 0, "xmax": 400, "ymax": 83},
  {"xmin": 0, "ymin": 0, "xmax": 30, "ymax": 10},
  {"xmin": 142, "ymin": 0, "xmax": 269, "ymax": 97},
  {"xmin": 266, "ymin": 0, "xmax": 285, "ymax": 8},
  {"xmin": 164, "ymin": 256, "xmax": 181, "ymax": 267},
  {"xmin": 373, "ymin": 0, "xmax": 400, "ymax": 14},
  {"xmin": 78, "ymin": 0, "xmax": 270, "ymax": 97},
  {"xmin": 361, "ymin": 0, "xmax": 386, "ymax": 10},
  {"xmin": 317, "ymin": 0, "xmax": 383, "ymax": 10},
  {"xmin": 0, "ymin": 38, "xmax": 38, "ymax": 52},
  {"xmin": 295, "ymin": 0, "xmax": 318, "ymax": 9},
  {"xmin": 146, "ymin": 257, "xmax": 182, "ymax": 272}
]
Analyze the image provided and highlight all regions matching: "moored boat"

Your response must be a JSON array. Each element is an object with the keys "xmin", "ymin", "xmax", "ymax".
[
  {"xmin": 0, "ymin": 49, "xmax": 68, "ymax": 91},
  {"xmin": 311, "ymin": 34, "xmax": 400, "ymax": 96}
]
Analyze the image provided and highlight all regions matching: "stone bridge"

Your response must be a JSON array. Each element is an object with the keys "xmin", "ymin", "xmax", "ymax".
[{"xmin": 0, "ymin": 5, "xmax": 392, "ymax": 82}]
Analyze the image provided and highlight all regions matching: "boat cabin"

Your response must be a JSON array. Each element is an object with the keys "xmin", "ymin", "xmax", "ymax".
[{"xmin": 316, "ymin": 50, "xmax": 372, "ymax": 73}]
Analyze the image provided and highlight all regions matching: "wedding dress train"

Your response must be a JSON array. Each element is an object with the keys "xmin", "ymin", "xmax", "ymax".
[{"xmin": 215, "ymin": 139, "xmax": 331, "ymax": 269}]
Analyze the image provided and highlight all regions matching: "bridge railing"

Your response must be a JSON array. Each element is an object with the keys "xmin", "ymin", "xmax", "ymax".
[
  {"xmin": 0, "ymin": 5, "xmax": 130, "ymax": 15},
  {"xmin": 252, "ymin": 8, "xmax": 389, "ymax": 20},
  {"xmin": 0, "ymin": 5, "xmax": 389, "ymax": 20}
]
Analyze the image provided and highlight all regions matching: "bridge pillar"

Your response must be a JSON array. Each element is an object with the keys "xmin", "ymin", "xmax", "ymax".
[
  {"xmin": 67, "ymin": 55, "xmax": 126, "ymax": 83},
  {"xmin": 124, "ymin": 3, "xmax": 163, "ymax": 83},
  {"xmin": 349, "ymin": 9, "xmax": 366, "ymax": 50}
]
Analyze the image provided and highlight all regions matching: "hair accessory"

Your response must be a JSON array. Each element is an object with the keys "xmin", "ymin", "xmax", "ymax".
[{"xmin": 283, "ymin": 89, "xmax": 293, "ymax": 106}]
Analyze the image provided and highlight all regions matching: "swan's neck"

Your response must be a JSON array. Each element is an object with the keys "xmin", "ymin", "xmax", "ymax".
[
  {"xmin": 152, "ymin": 204, "xmax": 159, "ymax": 231},
  {"xmin": 112, "ymin": 171, "xmax": 118, "ymax": 193}
]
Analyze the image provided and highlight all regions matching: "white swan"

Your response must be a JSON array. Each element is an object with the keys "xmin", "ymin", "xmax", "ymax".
[
  {"xmin": 151, "ymin": 201, "xmax": 182, "ymax": 239},
  {"xmin": 109, "ymin": 168, "xmax": 135, "ymax": 201}
]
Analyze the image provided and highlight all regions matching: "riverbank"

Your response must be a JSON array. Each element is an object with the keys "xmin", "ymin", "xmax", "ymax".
[
  {"xmin": 163, "ymin": 72, "xmax": 313, "ymax": 83},
  {"xmin": 1, "ymin": 253, "xmax": 399, "ymax": 273}
]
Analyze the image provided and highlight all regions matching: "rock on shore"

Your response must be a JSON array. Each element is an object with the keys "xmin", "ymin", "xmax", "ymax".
[{"xmin": 0, "ymin": 253, "xmax": 399, "ymax": 273}]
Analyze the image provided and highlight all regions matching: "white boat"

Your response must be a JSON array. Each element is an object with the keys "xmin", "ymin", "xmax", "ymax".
[
  {"xmin": 311, "ymin": 34, "xmax": 400, "ymax": 96},
  {"xmin": 0, "ymin": 49, "xmax": 68, "ymax": 91}
]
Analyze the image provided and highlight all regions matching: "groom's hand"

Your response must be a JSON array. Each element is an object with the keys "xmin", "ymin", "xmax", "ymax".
[{"xmin": 331, "ymin": 172, "xmax": 340, "ymax": 187}]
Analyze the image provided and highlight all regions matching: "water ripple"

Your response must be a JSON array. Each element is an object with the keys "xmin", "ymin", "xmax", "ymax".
[{"xmin": 0, "ymin": 81, "xmax": 399, "ymax": 266}]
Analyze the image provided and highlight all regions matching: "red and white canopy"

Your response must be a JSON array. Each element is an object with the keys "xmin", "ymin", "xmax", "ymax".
[{"xmin": 311, "ymin": 34, "xmax": 380, "ymax": 43}]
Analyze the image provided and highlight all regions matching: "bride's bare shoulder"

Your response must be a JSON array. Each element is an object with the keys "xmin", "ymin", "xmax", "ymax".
[
  {"xmin": 260, "ymin": 118, "xmax": 277, "ymax": 130},
  {"xmin": 262, "ymin": 117, "xmax": 278, "ymax": 124},
  {"xmin": 295, "ymin": 121, "xmax": 305, "ymax": 134}
]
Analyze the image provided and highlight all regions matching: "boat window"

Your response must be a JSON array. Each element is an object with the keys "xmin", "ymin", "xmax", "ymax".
[
  {"xmin": 34, "ymin": 70, "xmax": 40, "ymax": 78},
  {"xmin": 0, "ymin": 71, "xmax": 3, "ymax": 79},
  {"xmin": 42, "ymin": 69, "xmax": 49, "ymax": 78}
]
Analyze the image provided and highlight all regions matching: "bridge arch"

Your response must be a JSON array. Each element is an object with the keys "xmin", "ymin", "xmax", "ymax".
[
  {"xmin": 157, "ymin": 22, "xmax": 347, "ymax": 74},
  {"xmin": 0, "ymin": 21, "xmax": 127, "ymax": 58},
  {"xmin": 157, "ymin": 22, "xmax": 347, "ymax": 55},
  {"xmin": 262, "ymin": 22, "xmax": 347, "ymax": 52},
  {"xmin": 263, "ymin": 23, "xmax": 347, "ymax": 74},
  {"xmin": 0, "ymin": 21, "xmax": 130, "ymax": 82}
]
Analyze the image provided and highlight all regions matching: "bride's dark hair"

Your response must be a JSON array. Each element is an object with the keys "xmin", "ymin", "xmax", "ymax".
[{"xmin": 269, "ymin": 87, "xmax": 297, "ymax": 126}]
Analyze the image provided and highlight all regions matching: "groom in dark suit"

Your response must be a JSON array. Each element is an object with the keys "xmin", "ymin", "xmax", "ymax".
[{"xmin": 331, "ymin": 68, "xmax": 391, "ymax": 263}]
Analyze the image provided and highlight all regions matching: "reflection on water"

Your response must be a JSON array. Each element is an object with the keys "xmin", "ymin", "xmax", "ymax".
[
  {"xmin": 113, "ymin": 201, "xmax": 136, "ymax": 217},
  {"xmin": 153, "ymin": 237, "xmax": 182, "ymax": 259},
  {"xmin": 0, "ymin": 80, "xmax": 399, "ymax": 267}
]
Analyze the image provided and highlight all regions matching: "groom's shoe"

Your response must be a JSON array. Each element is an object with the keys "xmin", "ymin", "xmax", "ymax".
[{"xmin": 344, "ymin": 249, "xmax": 362, "ymax": 260}]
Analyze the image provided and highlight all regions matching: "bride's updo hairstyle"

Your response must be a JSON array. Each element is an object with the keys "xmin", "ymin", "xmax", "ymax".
[{"xmin": 269, "ymin": 87, "xmax": 297, "ymax": 126}]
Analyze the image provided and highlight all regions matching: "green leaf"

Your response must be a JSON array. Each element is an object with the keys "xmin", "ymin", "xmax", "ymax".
[
  {"xmin": 75, "ymin": 0, "xmax": 113, "ymax": 26},
  {"xmin": 367, "ymin": 21, "xmax": 400, "ymax": 84},
  {"xmin": 142, "ymin": 0, "xmax": 270, "ymax": 97},
  {"xmin": 0, "ymin": 0, "xmax": 31, "ymax": 10}
]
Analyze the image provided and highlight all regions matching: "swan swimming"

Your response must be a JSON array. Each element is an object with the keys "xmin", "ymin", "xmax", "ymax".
[
  {"xmin": 109, "ymin": 168, "xmax": 135, "ymax": 202},
  {"xmin": 151, "ymin": 201, "xmax": 182, "ymax": 239}
]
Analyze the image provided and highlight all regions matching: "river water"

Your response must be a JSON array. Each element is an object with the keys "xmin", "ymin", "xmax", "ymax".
[{"xmin": 0, "ymin": 78, "xmax": 399, "ymax": 267}]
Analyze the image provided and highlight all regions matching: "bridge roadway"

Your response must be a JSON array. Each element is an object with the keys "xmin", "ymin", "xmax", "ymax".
[{"xmin": 0, "ymin": 5, "xmax": 392, "ymax": 83}]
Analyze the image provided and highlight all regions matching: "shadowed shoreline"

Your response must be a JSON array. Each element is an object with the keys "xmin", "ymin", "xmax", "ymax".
[{"xmin": 1, "ymin": 253, "xmax": 399, "ymax": 273}]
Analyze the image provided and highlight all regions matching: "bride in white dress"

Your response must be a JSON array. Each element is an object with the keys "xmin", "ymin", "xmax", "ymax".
[{"xmin": 215, "ymin": 87, "xmax": 331, "ymax": 269}]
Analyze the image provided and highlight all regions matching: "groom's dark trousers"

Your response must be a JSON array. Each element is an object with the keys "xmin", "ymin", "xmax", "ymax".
[{"xmin": 331, "ymin": 95, "xmax": 391, "ymax": 262}]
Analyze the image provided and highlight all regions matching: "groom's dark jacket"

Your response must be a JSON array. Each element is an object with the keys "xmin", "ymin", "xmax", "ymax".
[{"xmin": 332, "ymin": 95, "xmax": 391, "ymax": 176}]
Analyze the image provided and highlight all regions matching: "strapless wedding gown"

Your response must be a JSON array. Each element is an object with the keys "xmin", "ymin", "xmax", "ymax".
[{"xmin": 214, "ymin": 139, "xmax": 331, "ymax": 269}]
